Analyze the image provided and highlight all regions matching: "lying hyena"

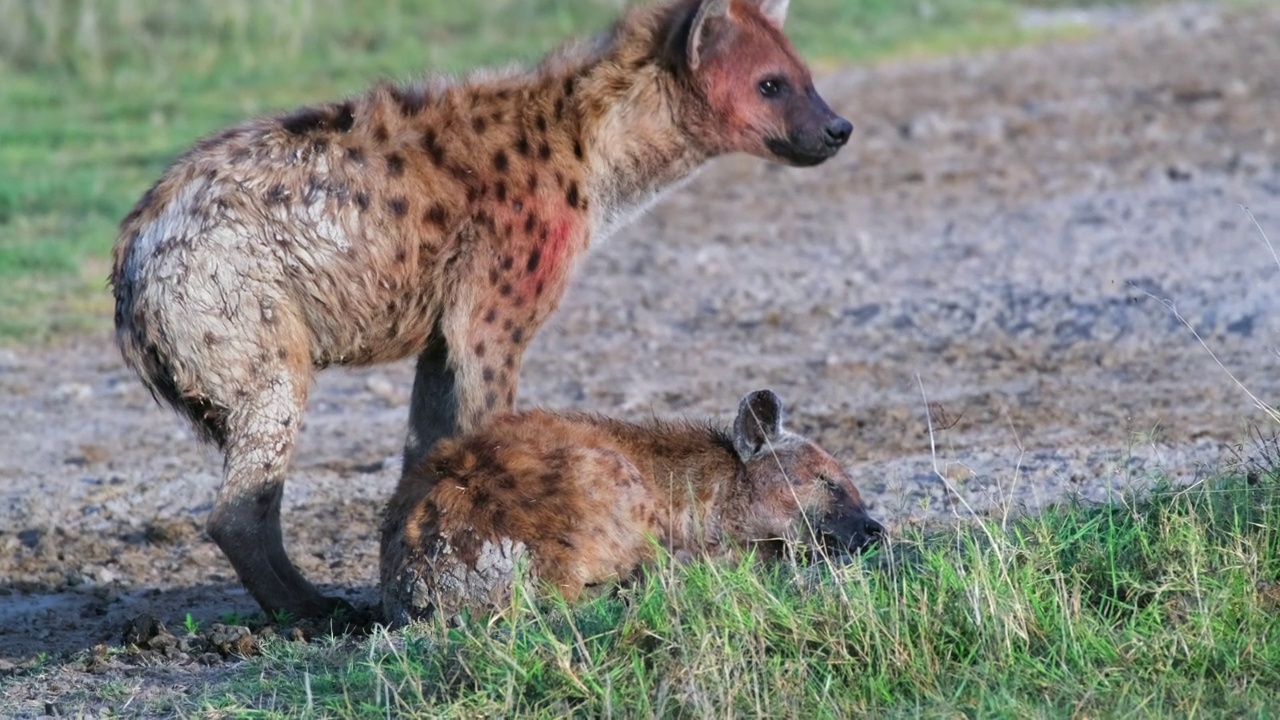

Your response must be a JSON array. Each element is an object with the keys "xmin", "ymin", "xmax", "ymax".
[
  {"xmin": 109, "ymin": 0, "xmax": 853, "ymax": 619},
  {"xmin": 379, "ymin": 389, "xmax": 883, "ymax": 626}
]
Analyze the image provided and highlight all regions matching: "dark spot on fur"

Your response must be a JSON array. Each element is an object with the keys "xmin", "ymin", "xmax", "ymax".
[
  {"xmin": 492, "ymin": 150, "xmax": 509, "ymax": 173},
  {"xmin": 484, "ymin": 308, "xmax": 498, "ymax": 324},
  {"xmin": 265, "ymin": 184, "xmax": 289, "ymax": 204},
  {"xmin": 488, "ymin": 268, "xmax": 500, "ymax": 285},
  {"xmin": 422, "ymin": 130, "xmax": 445, "ymax": 164},
  {"xmin": 394, "ymin": 248, "xmax": 407, "ymax": 263},
  {"xmin": 474, "ymin": 341, "xmax": 486, "ymax": 357},
  {"xmin": 524, "ymin": 213, "xmax": 537, "ymax": 235},
  {"xmin": 496, "ymin": 89, "xmax": 511, "ymax": 100},
  {"xmin": 501, "ymin": 255, "xmax": 514, "ymax": 271},
  {"xmin": 490, "ymin": 507, "xmax": 508, "ymax": 528},
  {"xmin": 386, "ymin": 152, "xmax": 405, "ymax": 176},
  {"xmin": 387, "ymin": 196, "xmax": 408, "ymax": 217},
  {"xmin": 346, "ymin": 147, "xmax": 365, "ymax": 165},
  {"xmin": 280, "ymin": 106, "xmax": 328, "ymax": 135},
  {"xmin": 373, "ymin": 124, "xmax": 389, "ymax": 143},
  {"xmin": 310, "ymin": 137, "xmax": 329, "ymax": 154},
  {"xmin": 280, "ymin": 102, "xmax": 355, "ymax": 135},
  {"xmin": 471, "ymin": 115, "xmax": 487, "ymax": 134},
  {"xmin": 535, "ymin": 114, "xmax": 547, "ymax": 133},
  {"xmin": 334, "ymin": 102, "xmax": 356, "ymax": 131},
  {"xmin": 495, "ymin": 181, "xmax": 507, "ymax": 203},
  {"xmin": 482, "ymin": 367, "xmax": 495, "ymax": 383},
  {"xmin": 511, "ymin": 327, "xmax": 524, "ymax": 344},
  {"xmin": 485, "ymin": 391, "xmax": 498, "ymax": 410},
  {"xmin": 526, "ymin": 247, "xmax": 541, "ymax": 271},
  {"xmin": 426, "ymin": 204, "xmax": 447, "ymax": 226},
  {"xmin": 390, "ymin": 85, "xmax": 427, "ymax": 116},
  {"xmin": 538, "ymin": 142, "xmax": 552, "ymax": 160},
  {"xmin": 516, "ymin": 134, "xmax": 530, "ymax": 157},
  {"xmin": 563, "ymin": 76, "xmax": 576, "ymax": 97},
  {"xmin": 535, "ymin": 280, "xmax": 545, "ymax": 297},
  {"xmin": 502, "ymin": 318, "xmax": 514, "ymax": 331},
  {"xmin": 202, "ymin": 332, "xmax": 219, "ymax": 347},
  {"xmin": 499, "ymin": 283, "xmax": 512, "ymax": 297},
  {"xmin": 503, "ymin": 222, "xmax": 513, "ymax": 237},
  {"xmin": 355, "ymin": 191, "xmax": 370, "ymax": 210},
  {"xmin": 277, "ymin": 348, "xmax": 288, "ymax": 360},
  {"xmin": 512, "ymin": 200, "xmax": 524, "ymax": 213},
  {"xmin": 504, "ymin": 354, "xmax": 516, "ymax": 370},
  {"xmin": 573, "ymin": 139, "xmax": 584, "ymax": 161},
  {"xmin": 490, "ymin": 110, "xmax": 504, "ymax": 124},
  {"xmin": 557, "ymin": 535, "xmax": 575, "ymax": 550},
  {"xmin": 526, "ymin": 173, "xmax": 539, "ymax": 193},
  {"xmin": 565, "ymin": 182, "xmax": 580, "ymax": 209},
  {"xmin": 554, "ymin": 97, "xmax": 565, "ymax": 121}
]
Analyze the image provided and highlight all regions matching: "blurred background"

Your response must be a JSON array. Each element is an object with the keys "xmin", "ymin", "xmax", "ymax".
[{"xmin": 0, "ymin": 0, "xmax": 1187, "ymax": 342}]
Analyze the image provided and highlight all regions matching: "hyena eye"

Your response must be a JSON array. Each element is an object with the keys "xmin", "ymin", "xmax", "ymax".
[{"xmin": 758, "ymin": 76, "xmax": 787, "ymax": 98}]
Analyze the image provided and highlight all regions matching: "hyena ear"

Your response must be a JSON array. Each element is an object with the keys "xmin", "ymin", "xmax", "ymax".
[
  {"xmin": 686, "ymin": 0, "xmax": 733, "ymax": 72},
  {"xmin": 732, "ymin": 389, "xmax": 785, "ymax": 461},
  {"xmin": 753, "ymin": 0, "xmax": 790, "ymax": 27}
]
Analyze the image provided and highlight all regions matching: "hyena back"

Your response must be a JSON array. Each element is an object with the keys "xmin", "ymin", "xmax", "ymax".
[
  {"xmin": 109, "ymin": 0, "xmax": 853, "ymax": 619},
  {"xmin": 379, "ymin": 389, "xmax": 884, "ymax": 626}
]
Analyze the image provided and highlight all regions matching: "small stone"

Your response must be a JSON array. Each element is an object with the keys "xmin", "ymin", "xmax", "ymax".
[
  {"xmin": 364, "ymin": 376, "xmax": 399, "ymax": 403},
  {"xmin": 52, "ymin": 383, "xmax": 93, "ymax": 402}
]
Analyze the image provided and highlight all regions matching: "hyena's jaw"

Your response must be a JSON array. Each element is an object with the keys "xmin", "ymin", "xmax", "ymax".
[{"xmin": 763, "ymin": 132, "xmax": 844, "ymax": 167}]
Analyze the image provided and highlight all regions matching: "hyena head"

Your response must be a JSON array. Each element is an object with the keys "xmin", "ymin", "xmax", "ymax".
[
  {"xmin": 672, "ymin": 0, "xmax": 852, "ymax": 166},
  {"xmin": 729, "ymin": 389, "xmax": 884, "ymax": 557}
]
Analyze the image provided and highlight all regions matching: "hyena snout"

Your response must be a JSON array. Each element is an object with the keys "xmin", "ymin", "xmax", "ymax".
[
  {"xmin": 767, "ymin": 89, "xmax": 853, "ymax": 167},
  {"xmin": 815, "ymin": 497, "xmax": 884, "ymax": 555}
]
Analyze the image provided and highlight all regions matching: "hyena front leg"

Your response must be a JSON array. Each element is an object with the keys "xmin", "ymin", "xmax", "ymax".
[
  {"xmin": 207, "ymin": 366, "xmax": 343, "ymax": 619},
  {"xmin": 400, "ymin": 308, "xmax": 529, "ymax": 481},
  {"xmin": 401, "ymin": 327, "xmax": 460, "ymax": 478}
]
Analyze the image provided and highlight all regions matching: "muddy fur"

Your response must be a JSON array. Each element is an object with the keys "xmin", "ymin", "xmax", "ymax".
[
  {"xmin": 107, "ymin": 0, "xmax": 851, "ymax": 619},
  {"xmin": 379, "ymin": 389, "xmax": 883, "ymax": 626}
]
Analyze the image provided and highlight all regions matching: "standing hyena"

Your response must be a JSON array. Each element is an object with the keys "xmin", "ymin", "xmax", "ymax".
[
  {"xmin": 109, "ymin": 0, "xmax": 853, "ymax": 619},
  {"xmin": 379, "ymin": 389, "xmax": 884, "ymax": 626}
]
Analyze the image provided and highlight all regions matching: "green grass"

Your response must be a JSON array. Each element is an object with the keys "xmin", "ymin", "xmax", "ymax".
[
  {"xmin": 0, "ymin": 0, "xmax": 1189, "ymax": 344},
  {"xmin": 181, "ymin": 471, "xmax": 1280, "ymax": 717}
]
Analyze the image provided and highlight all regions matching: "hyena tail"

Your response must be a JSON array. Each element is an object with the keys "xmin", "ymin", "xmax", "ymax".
[{"xmin": 111, "ymin": 276, "xmax": 230, "ymax": 451}]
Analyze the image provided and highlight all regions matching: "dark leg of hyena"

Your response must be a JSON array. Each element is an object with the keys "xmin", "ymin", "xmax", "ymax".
[
  {"xmin": 205, "ymin": 357, "xmax": 342, "ymax": 617},
  {"xmin": 401, "ymin": 276, "xmax": 532, "ymax": 477},
  {"xmin": 401, "ymin": 326, "xmax": 459, "ymax": 476}
]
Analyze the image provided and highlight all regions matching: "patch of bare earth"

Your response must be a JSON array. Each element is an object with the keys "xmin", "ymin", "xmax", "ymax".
[{"xmin": 3, "ymin": 2, "xmax": 1280, "ymax": 713}]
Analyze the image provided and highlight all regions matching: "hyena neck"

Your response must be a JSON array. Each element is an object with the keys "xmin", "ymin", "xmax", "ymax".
[
  {"xmin": 646, "ymin": 424, "xmax": 745, "ymax": 555},
  {"xmin": 567, "ymin": 13, "xmax": 713, "ymax": 243}
]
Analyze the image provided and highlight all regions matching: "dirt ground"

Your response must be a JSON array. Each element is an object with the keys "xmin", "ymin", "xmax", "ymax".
[{"xmin": 3, "ymin": 1, "xmax": 1280, "ymax": 711}]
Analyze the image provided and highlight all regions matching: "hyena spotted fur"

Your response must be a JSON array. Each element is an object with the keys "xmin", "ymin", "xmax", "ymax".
[
  {"xmin": 109, "ymin": 0, "xmax": 853, "ymax": 619},
  {"xmin": 379, "ymin": 389, "xmax": 884, "ymax": 626}
]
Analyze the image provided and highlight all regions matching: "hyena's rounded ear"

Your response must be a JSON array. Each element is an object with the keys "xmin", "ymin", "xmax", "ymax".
[
  {"xmin": 686, "ymin": 0, "xmax": 732, "ymax": 72},
  {"xmin": 754, "ymin": 0, "xmax": 791, "ymax": 28},
  {"xmin": 732, "ymin": 389, "xmax": 785, "ymax": 461}
]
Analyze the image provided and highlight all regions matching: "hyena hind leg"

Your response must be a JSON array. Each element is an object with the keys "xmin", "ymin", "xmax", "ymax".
[{"xmin": 205, "ymin": 366, "xmax": 345, "ymax": 620}]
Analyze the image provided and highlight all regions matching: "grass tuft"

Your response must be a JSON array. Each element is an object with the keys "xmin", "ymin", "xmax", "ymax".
[{"xmin": 195, "ymin": 470, "xmax": 1280, "ymax": 717}]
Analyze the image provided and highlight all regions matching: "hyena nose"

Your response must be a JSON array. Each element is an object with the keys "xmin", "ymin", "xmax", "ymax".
[
  {"xmin": 824, "ymin": 117, "xmax": 853, "ymax": 148},
  {"xmin": 852, "ymin": 516, "xmax": 884, "ymax": 551}
]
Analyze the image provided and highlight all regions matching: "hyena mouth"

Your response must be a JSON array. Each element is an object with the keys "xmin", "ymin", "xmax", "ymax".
[{"xmin": 765, "ymin": 136, "xmax": 839, "ymax": 167}]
